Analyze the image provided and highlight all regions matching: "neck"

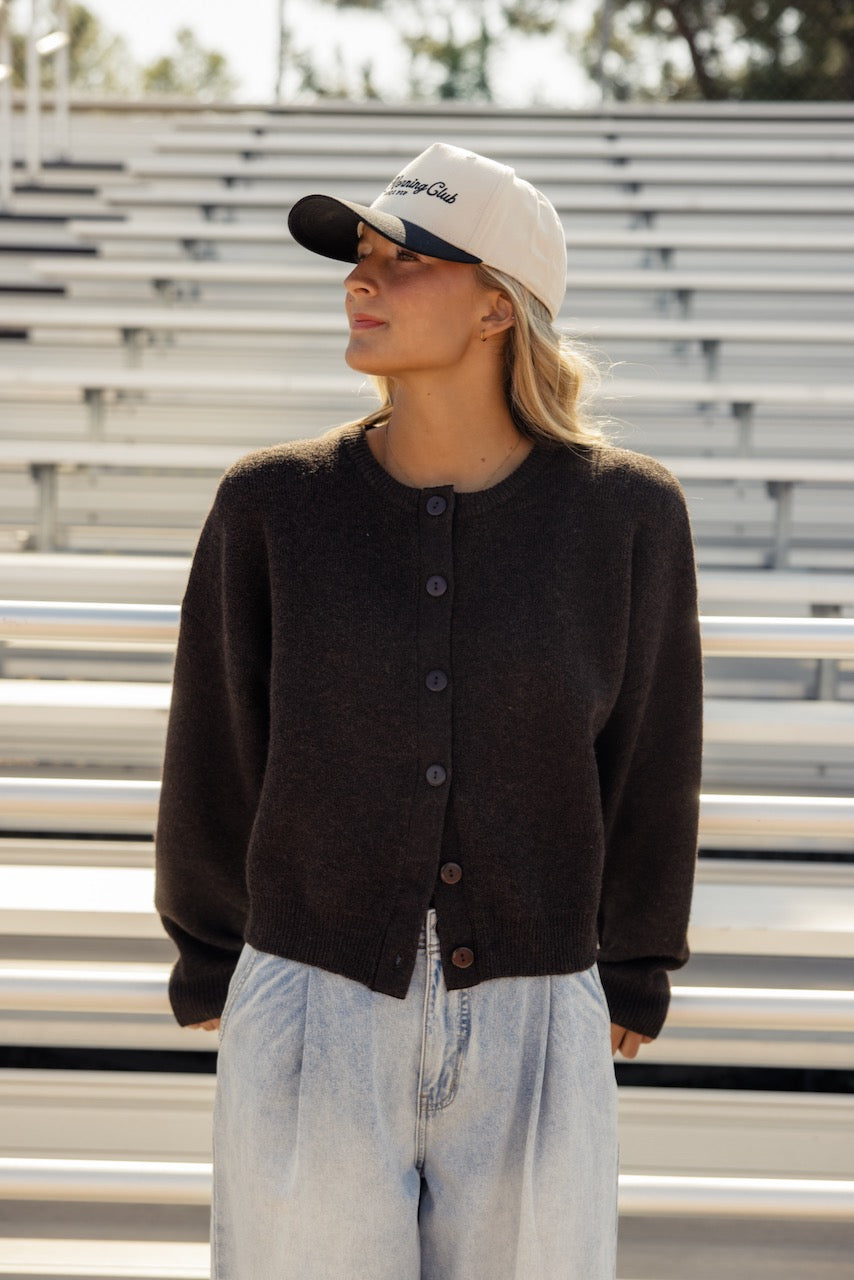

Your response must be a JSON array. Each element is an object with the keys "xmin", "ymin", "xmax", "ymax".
[{"xmin": 374, "ymin": 375, "xmax": 530, "ymax": 492}]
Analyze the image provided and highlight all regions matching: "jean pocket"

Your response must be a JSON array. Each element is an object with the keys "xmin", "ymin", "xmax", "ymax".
[
  {"xmin": 218, "ymin": 942, "xmax": 259, "ymax": 1041},
  {"xmin": 577, "ymin": 962, "xmax": 612, "ymax": 1028}
]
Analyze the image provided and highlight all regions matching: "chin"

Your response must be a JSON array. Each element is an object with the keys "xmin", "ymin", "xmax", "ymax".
[{"xmin": 345, "ymin": 345, "xmax": 389, "ymax": 376}]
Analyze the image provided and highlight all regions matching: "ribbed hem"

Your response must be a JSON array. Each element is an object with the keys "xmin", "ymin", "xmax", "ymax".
[
  {"xmin": 245, "ymin": 900, "xmax": 399, "ymax": 991},
  {"xmin": 462, "ymin": 909, "xmax": 600, "ymax": 988},
  {"xmin": 341, "ymin": 421, "xmax": 558, "ymax": 516}
]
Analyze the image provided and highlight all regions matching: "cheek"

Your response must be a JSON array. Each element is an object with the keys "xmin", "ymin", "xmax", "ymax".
[{"xmin": 405, "ymin": 289, "xmax": 477, "ymax": 349}]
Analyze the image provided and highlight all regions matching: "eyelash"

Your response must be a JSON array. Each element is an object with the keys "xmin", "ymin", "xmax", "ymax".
[{"xmin": 355, "ymin": 248, "xmax": 421, "ymax": 264}]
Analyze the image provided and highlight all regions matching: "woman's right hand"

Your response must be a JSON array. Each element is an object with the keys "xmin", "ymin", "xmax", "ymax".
[{"xmin": 188, "ymin": 1018, "xmax": 221, "ymax": 1030}]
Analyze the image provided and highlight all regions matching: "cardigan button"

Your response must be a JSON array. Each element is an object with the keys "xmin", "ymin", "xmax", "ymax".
[
  {"xmin": 426, "ymin": 669, "xmax": 448, "ymax": 691},
  {"xmin": 426, "ymin": 495, "xmax": 447, "ymax": 515},
  {"xmin": 426, "ymin": 575, "xmax": 447, "ymax": 596},
  {"xmin": 425, "ymin": 764, "xmax": 447, "ymax": 786},
  {"xmin": 440, "ymin": 861, "xmax": 462, "ymax": 885},
  {"xmin": 451, "ymin": 946, "xmax": 474, "ymax": 969}
]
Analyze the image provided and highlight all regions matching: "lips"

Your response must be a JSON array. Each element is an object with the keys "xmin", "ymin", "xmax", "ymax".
[{"xmin": 350, "ymin": 313, "xmax": 385, "ymax": 329}]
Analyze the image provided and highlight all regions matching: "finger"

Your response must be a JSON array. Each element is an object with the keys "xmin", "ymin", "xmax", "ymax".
[
  {"xmin": 619, "ymin": 1032, "xmax": 641, "ymax": 1059},
  {"xmin": 620, "ymin": 1031, "xmax": 653, "ymax": 1059}
]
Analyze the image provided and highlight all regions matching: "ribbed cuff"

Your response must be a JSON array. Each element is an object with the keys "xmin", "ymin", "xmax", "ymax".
[
  {"xmin": 167, "ymin": 957, "xmax": 236, "ymax": 1028},
  {"xmin": 596, "ymin": 960, "xmax": 672, "ymax": 1039}
]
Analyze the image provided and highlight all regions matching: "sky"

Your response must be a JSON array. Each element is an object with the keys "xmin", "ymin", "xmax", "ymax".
[{"xmin": 79, "ymin": 0, "xmax": 600, "ymax": 108}]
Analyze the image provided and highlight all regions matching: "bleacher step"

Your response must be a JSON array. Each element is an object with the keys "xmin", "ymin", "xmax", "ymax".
[{"xmin": 0, "ymin": 1238, "xmax": 207, "ymax": 1279}]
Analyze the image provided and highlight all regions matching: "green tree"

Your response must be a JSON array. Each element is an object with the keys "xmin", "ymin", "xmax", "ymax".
[
  {"xmin": 299, "ymin": 0, "xmax": 561, "ymax": 101},
  {"xmin": 11, "ymin": 3, "xmax": 136, "ymax": 92},
  {"xmin": 405, "ymin": 16, "xmax": 494, "ymax": 99},
  {"xmin": 142, "ymin": 26, "xmax": 238, "ymax": 100},
  {"xmin": 584, "ymin": 1, "xmax": 854, "ymax": 101},
  {"xmin": 10, "ymin": 5, "xmax": 241, "ymax": 100}
]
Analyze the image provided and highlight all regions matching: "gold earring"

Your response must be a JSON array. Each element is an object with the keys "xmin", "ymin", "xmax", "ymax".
[{"xmin": 480, "ymin": 329, "xmax": 487, "ymax": 342}]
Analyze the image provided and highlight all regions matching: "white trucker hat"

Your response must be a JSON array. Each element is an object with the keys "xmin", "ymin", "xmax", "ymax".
[{"xmin": 287, "ymin": 142, "xmax": 568, "ymax": 321}]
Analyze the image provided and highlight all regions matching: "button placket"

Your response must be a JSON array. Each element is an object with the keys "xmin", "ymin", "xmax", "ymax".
[
  {"xmin": 377, "ymin": 487, "xmax": 483, "ymax": 990},
  {"xmin": 381, "ymin": 486, "xmax": 455, "ymax": 989}
]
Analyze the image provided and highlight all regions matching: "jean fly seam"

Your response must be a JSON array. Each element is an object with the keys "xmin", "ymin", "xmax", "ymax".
[
  {"xmin": 425, "ymin": 986, "xmax": 470, "ymax": 1115},
  {"xmin": 414, "ymin": 916, "xmax": 434, "ymax": 1172}
]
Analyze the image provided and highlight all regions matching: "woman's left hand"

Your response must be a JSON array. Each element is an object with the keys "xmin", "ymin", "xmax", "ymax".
[{"xmin": 610, "ymin": 1024, "xmax": 652, "ymax": 1059}]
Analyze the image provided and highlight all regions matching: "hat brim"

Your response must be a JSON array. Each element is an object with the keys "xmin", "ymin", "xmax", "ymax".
[{"xmin": 287, "ymin": 193, "xmax": 482, "ymax": 266}]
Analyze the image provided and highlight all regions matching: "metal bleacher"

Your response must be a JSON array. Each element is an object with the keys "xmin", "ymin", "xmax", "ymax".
[{"xmin": 0, "ymin": 88, "xmax": 853, "ymax": 1279}]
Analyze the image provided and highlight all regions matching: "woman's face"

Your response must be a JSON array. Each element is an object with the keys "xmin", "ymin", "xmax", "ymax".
[{"xmin": 343, "ymin": 225, "xmax": 494, "ymax": 379}]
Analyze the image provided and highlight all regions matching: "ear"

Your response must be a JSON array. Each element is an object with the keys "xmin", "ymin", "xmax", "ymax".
[{"xmin": 479, "ymin": 289, "xmax": 515, "ymax": 340}]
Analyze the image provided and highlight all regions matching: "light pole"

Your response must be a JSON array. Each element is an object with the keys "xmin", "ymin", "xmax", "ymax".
[
  {"xmin": 275, "ymin": 0, "xmax": 287, "ymax": 101},
  {"xmin": 595, "ymin": 0, "xmax": 615, "ymax": 103}
]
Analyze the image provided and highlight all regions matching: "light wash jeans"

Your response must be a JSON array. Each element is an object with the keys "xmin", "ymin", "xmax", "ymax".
[{"xmin": 211, "ymin": 909, "xmax": 618, "ymax": 1280}]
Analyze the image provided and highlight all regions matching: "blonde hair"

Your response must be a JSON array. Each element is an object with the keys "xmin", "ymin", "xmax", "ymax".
[{"xmin": 347, "ymin": 262, "xmax": 611, "ymax": 453}]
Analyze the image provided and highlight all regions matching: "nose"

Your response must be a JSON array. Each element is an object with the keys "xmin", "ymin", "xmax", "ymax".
[{"xmin": 344, "ymin": 258, "xmax": 377, "ymax": 297}]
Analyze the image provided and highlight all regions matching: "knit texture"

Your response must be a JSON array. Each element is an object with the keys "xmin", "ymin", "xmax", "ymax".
[{"xmin": 154, "ymin": 421, "xmax": 703, "ymax": 1038}]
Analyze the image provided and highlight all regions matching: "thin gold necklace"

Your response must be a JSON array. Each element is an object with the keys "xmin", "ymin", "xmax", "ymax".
[{"xmin": 383, "ymin": 421, "xmax": 524, "ymax": 491}]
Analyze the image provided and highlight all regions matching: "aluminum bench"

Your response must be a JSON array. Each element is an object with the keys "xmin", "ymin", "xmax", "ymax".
[
  {"xmin": 99, "ymin": 182, "xmax": 854, "ymax": 220},
  {"xmin": 1, "ymin": 303, "xmax": 852, "ymax": 380},
  {"xmin": 66, "ymin": 218, "xmax": 854, "ymax": 260},
  {"xmin": 0, "ymin": 1081, "xmax": 851, "ymax": 1190},
  {"xmin": 0, "ymin": 557, "xmax": 852, "ymax": 616},
  {"xmin": 149, "ymin": 130, "xmax": 854, "ymax": 163},
  {"xmin": 123, "ymin": 154, "xmax": 854, "ymax": 190},
  {"xmin": 2, "ymin": 442, "xmax": 853, "ymax": 561}
]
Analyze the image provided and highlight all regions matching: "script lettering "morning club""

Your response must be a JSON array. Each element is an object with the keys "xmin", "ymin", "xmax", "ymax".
[{"xmin": 384, "ymin": 177, "xmax": 458, "ymax": 204}]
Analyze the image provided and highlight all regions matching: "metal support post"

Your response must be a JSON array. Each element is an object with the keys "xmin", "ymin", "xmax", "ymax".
[
  {"xmin": 83, "ymin": 387, "xmax": 105, "ymax": 438},
  {"xmin": 811, "ymin": 604, "xmax": 841, "ymax": 701},
  {"xmin": 26, "ymin": 0, "xmax": 40, "ymax": 182},
  {"xmin": 121, "ymin": 327, "xmax": 147, "ymax": 368},
  {"xmin": 700, "ymin": 338, "xmax": 720, "ymax": 379},
  {"xmin": 732, "ymin": 402, "xmax": 754, "ymax": 456},
  {"xmin": 30, "ymin": 462, "xmax": 59, "ymax": 551},
  {"xmin": 766, "ymin": 480, "xmax": 794, "ymax": 570},
  {"xmin": 0, "ymin": 1, "xmax": 12, "ymax": 209},
  {"xmin": 675, "ymin": 287, "xmax": 693, "ymax": 319},
  {"xmin": 54, "ymin": 0, "xmax": 70, "ymax": 160}
]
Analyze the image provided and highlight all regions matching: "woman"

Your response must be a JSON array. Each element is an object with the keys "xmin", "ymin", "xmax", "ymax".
[{"xmin": 154, "ymin": 142, "xmax": 703, "ymax": 1280}]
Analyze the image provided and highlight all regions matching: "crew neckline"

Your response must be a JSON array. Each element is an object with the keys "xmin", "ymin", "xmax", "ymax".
[{"xmin": 343, "ymin": 420, "xmax": 557, "ymax": 515}]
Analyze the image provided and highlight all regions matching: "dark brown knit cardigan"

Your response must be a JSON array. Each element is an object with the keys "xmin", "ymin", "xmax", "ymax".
[{"xmin": 154, "ymin": 420, "xmax": 703, "ymax": 1038}]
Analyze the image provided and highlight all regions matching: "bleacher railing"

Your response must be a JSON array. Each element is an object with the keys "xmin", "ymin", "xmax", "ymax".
[
  {"xmin": 2, "ymin": 600, "xmax": 853, "ymax": 658},
  {"xmin": 0, "ymin": 1156, "xmax": 851, "ymax": 1220},
  {"xmin": 1, "ymin": 601, "xmax": 853, "ymax": 838},
  {"xmin": 0, "ymin": 0, "xmax": 70, "ymax": 206},
  {"xmin": 25, "ymin": 0, "xmax": 70, "ymax": 180},
  {"xmin": 2, "ymin": 775, "xmax": 851, "ymax": 841}
]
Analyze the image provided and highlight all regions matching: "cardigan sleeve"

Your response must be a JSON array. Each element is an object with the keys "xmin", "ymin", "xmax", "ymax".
[
  {"xmin": 594, "ymin": 469, "xmax": 703, "ymax": 1040},
  {"xmin": 153, "ymin": 481, "xmax": 271, "ymax": 1027}
]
